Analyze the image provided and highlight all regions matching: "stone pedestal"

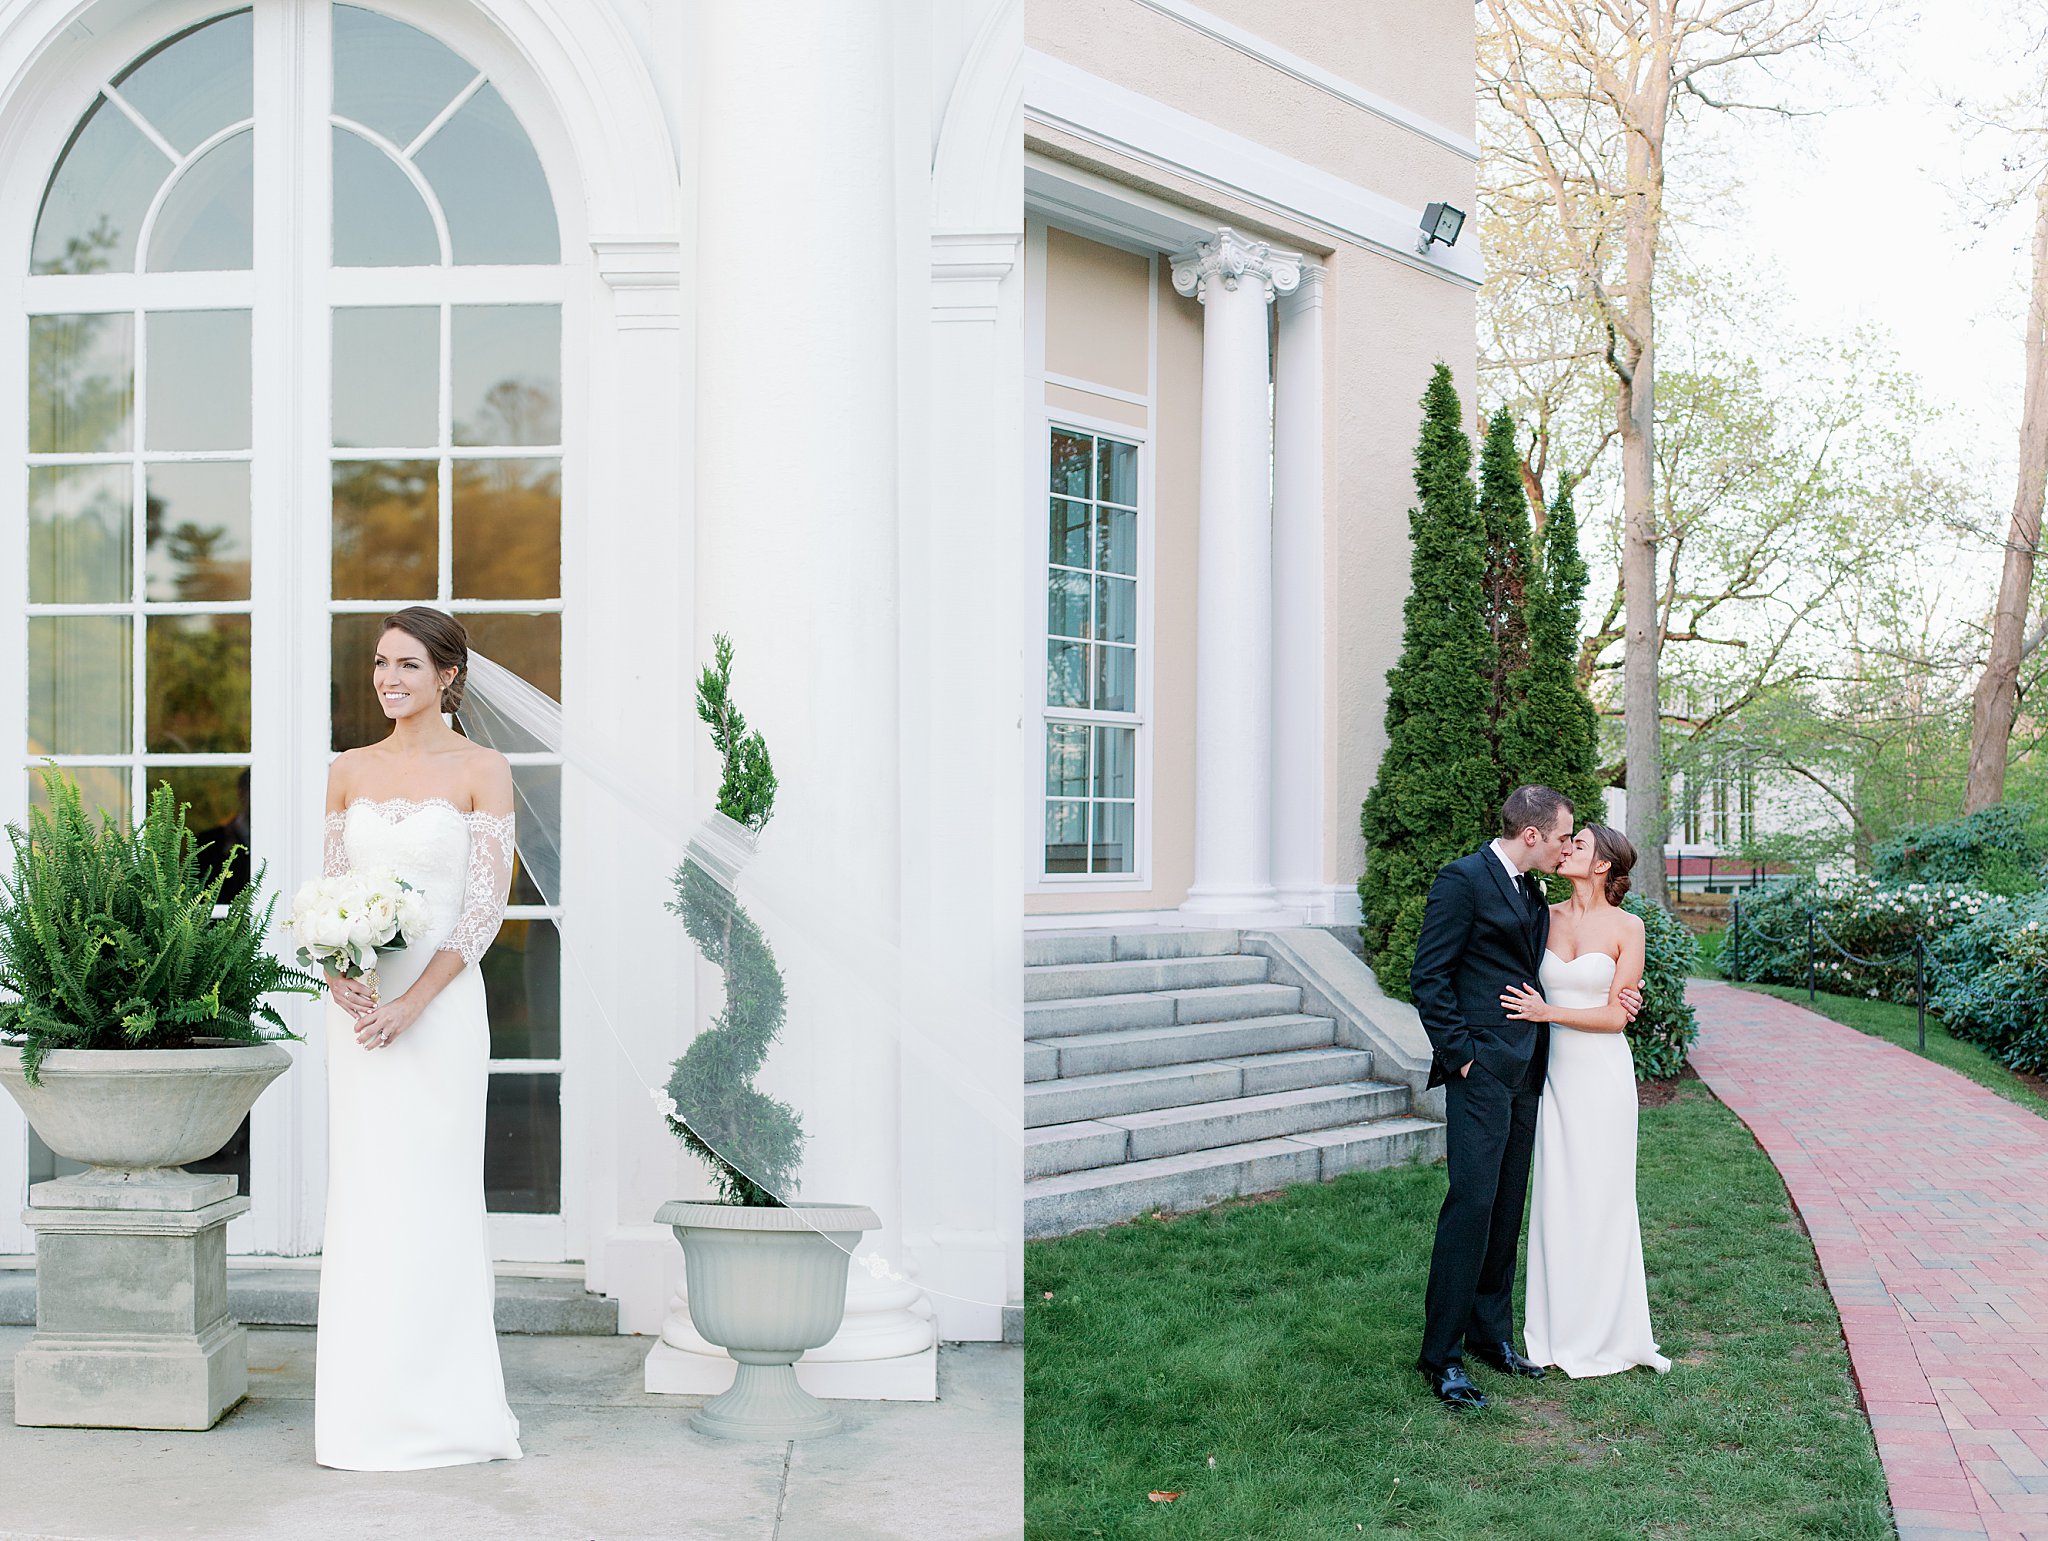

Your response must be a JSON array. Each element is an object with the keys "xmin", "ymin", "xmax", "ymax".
[{"xmin": 14, "ymin": 1171, "xmax": 251, "ymax": 1430}]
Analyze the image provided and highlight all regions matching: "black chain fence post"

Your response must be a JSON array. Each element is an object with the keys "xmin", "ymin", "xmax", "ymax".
[
  {"xmin": 1730, "ymin": 895, "xmax": 1741, "ymax": 979},
  {"xmin": 1915, "ymin": 937, "xmax": 1927, "ymax": 1055},
  {"xmin": 1807, "ymin": 912, "xmax": 1816, "ymax": 1003}
]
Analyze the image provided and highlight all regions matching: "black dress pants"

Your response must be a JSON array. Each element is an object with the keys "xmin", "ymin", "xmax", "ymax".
[{"xmin": 1419, "ymin": 1055, "xmax": 1541, "ymax": 1372}]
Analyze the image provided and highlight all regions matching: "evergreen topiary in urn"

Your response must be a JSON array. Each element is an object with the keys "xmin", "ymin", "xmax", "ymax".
[
  {"xmin": 652, "ymin": 637, "xmax": 880, "ymax": 1441},
  {"xmin": 0, "ymin": 768, "xmax": 320, "ymax": 1430}
]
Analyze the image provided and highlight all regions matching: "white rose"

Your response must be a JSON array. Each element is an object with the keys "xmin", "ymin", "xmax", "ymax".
[
  {"xmin": 395, "ymin": 891, "xmax": 430, "ymax": 940},
  {"xmin": 361, "ymin": 893, "xmax": 399, "ymax": 941}
]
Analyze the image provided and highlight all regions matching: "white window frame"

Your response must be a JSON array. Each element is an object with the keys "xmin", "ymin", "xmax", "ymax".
[
  {"xmin": 1031, "ymin": 404, "xmax": 1155, "ymax": 892},
  {"xmin": 0, "ymin": 0, "xmax": 587, "ymax": 1264}
]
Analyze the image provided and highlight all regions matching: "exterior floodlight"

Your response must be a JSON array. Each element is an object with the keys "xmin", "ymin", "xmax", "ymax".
[{"xmin": 1417, "ymin": 201, "xmax": 1465, "ymax": 255}]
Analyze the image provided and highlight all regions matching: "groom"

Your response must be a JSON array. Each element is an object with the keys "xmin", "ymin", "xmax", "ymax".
[{"xmin": 1409, "ymin": 785, "xmax": 1638, "ymax": 1410}]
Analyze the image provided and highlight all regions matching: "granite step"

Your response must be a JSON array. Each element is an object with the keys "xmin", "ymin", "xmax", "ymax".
[
  {"xmin": 1023, "ymin": 1046, "xmax": 1378, "ymax": 1128},
  {"xmin": 0, "ymin": 1266, "xmax": 619, "ymax": 1335},
  {"xmin": 1035, "ymin": 1013, "xmax": 1337, "ymax": 1078},
  {"xmin": 1023, "ymin": 929, "xmax": 1242, "ymax": 968},
  {"xmin": 1022, "ymin": 981, "xmax": 1303, "ymax": 1037},
  {"xmin": 1023, "ymin": 953, "xmax": 1269, "ymax": 1004},
  {"xmin": 1025, "ymin": 1080, "xmax": 1412, "ymax": 1178},
  {"xmin": 1023, "ymin": 1117, "xmax": 1445, "ymax": 1238}
]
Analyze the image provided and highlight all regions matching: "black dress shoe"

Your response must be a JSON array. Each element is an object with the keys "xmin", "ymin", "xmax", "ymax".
[
  {"xmin": 1417, "ymin": 1359, "xmax": 1488, "ymax": 1410},
  {"xmin": 1467, "ymin": 1340, "xmax": 1546, "ymax": 1379}
]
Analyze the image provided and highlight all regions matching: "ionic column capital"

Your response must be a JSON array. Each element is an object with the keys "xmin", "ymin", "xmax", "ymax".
[{"xmin": 1171, "ymin": 228, "xmax": 1304, "ymax": 305}]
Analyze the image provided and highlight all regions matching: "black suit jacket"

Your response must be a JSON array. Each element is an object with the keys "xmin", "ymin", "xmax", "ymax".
[{"xmin": 1409, "ymin": 846, "xmax": 1551, "ymax": 1091}]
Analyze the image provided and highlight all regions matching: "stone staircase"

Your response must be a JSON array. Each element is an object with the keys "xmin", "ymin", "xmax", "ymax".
[{"xmin": 1024, "ymin": 928, "xmax": 1445, "ymax": 1238}]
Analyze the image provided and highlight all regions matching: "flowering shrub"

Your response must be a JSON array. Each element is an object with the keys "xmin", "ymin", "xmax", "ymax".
[
  {"xmin": 1927, "ymin": 891, "xmax": 2048, "ymax": 1073},
  {"xmin": 1722, "ymin": 877, "xmax": 1991, "ymax": 1001},
  {"xmin": 1625, "ymin": 895, "xmax": 1697, "ymax": 1081}
]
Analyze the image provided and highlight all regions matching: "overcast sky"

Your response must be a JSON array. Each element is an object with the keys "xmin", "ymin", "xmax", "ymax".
[{"xmin": 1684, "ymin": 0, "xmax": 2039, "ymax": 498}]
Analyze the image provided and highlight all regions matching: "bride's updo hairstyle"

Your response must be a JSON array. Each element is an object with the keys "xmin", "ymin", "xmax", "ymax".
[
  {"xmin": 1586, "ymin": 824, "xmax": 1637, "ymax": 906},
  {"xmin": 381, "ymin": 605, "xmax": 470, "ymax": 715}
]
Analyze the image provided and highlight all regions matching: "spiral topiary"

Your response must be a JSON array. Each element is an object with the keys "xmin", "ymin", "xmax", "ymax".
[{"xmin": 660, "ymin": 636, "xmax": 804, "ymax": 1207}]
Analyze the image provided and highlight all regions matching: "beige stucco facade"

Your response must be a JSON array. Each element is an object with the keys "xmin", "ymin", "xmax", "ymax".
[{"xmin": 1023, "ymin": 0, "xmax": 1478, "ymax": 924}]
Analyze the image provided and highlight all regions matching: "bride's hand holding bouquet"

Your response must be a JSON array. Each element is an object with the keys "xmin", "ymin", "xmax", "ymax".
[{"xmin": 289, "ymin": 872, "xmax": 430, "ymax": 1023}]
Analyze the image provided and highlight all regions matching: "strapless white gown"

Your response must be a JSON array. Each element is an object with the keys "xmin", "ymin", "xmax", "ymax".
[
  {"xmin": 314, "ymin": 799, "xmax": 523, "ymax": 1470},
  {"xmin": 1524, "ymin": 948, "xmax": 1670, "ymax": 1377}
]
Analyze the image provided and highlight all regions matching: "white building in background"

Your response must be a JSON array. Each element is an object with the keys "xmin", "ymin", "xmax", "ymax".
[
  {"xmin": 1017, "ymin": 0, "xmax": 1481, "ymax": 934},
  {"xmin": 0, "ymin": 0, "xmax": 1026, "ymax": 1390}
]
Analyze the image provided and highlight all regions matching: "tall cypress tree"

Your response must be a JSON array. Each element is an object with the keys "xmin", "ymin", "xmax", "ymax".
[
  {"xmin": 1476, "ymin": 406, "xmax": 1534, "ymax": 801},
  {"xmin": 1359, "ymin": 365, "xmax": 1498, "ymax": 1000},
  {"xmin": 1500, "ymin": 473, "xmax": 1605, "ymax": 823}
]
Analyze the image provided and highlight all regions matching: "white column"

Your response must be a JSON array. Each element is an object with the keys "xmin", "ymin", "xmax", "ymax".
[
  {"xmin": 645, "ymin": 1, "xmax": 935, "ymax": 1400},
  {"xmin": 1172, "ymin": 229, "xmax": 1300, "ymax": 921},
  {"xmin": 1271, "ymin": 265, "xmax": 1326, "ymax": 919}
]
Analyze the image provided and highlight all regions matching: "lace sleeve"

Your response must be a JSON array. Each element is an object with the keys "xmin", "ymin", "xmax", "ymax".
[
  {"xmin": 322, "ymin": 811, "xmax": 350, "ymax": 878},
  {"xmin": 442, "ymin": 810, "xmax": 515, "ymax": 967}
]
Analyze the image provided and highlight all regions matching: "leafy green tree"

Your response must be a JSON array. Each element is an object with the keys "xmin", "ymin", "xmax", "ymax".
[
  {"xmin": 1359, "ymin": 366, "xmax": 1498, "ymax": 999},
  {"xmin": 1500, "ymin": 474, "xmax": 1605, "ymax": 824}
]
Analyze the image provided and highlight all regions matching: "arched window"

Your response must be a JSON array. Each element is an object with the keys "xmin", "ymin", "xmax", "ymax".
[{"xmin": 19, "ymin": 4, "xmax": 569, "ymax": 1257}]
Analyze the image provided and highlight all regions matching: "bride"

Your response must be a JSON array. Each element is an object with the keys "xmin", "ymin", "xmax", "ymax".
[
  {"xmin": 313, "ymin": 605, "xmax": 524, "ymax": 1469},
  {"xmin": 1500, "ymin": 825, "xmax": 1671, "ymax": 1379}
]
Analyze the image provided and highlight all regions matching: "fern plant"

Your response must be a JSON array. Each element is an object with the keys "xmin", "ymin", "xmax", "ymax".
[
  {"xmin": 0, "ymin": 768, "xmax": 321, "ymax": 1085},
  {"xmin": 660, "ymin": 636, "xmax": 803, "ymax": 1206}
]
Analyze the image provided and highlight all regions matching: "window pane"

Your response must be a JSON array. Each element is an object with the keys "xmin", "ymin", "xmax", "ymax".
[
  {"xmin": 1096, "ymin": 506, "xmax": 1136, "ymax": 577},
  {"xmin": 1047, "ymin": 571, "xmax": 1089, "ymax": 641},
  {"xmin": 452, "ymin": 458, "xmax": 560, "ymax": 600},
  {"xmin": 1049, "ymin": 430, "xmax": 1090, "ymax": 498},
  {"xmin": 1046, "ymin": 640, "xmax": 1086, "ymax": 710},
  {"xmin": 485, "ymin": 1072, "xmax": 561, "ymax": 1213},
  {"xmin": 31, "ymin": 99, "xmax": 167, "ymax": 275},
  {"xmin": 29, "ymin": 616, "xmax": 131, "ymax": 755},
  {"xmin": 1094, "ymin": 726, "xmax": 1134, "ymax": 799},
  {"xmin": 332, "ymin": 128, "xmax": 439, "ymax": 268},
  {"xmin": 482, "ymin": 919, "xmax": 560, "ymax": 1058},
  {"xmin": 1092, "ymin": 801, "xmax": 1134, "ymax": 874},
  {"xmin": 507, "ymin": 764, "xmax": 558, "ymax": 901},
  {"xmin": 463, "ymin": 613, "xmax": 561, "ymax": 702},
  {"xmin": 111, "ymin": 11, "xmax": 253, "ymax": 156},
  {"xmin": 453, "ymin": 306, "xmax": 560, "ymax": 445},
  {"xmin": 30, "ymin": 465, "xmax": 131, "ymax": 604},
  {"xmin": 30, "ymin": 313, "xmax": 134, "ymax": 453},
  {"xmin": 149, "ymin": 765, "xmax": 252, "ymax": 899},
  {"xmin": 1044, "ymin": 800, "xmax": 1086, "ymax": 875},
  {"xmin": 28, "ymin": 765, "xmax": 129, "ymax": 827},
  {"xmin": 1095, "ymin": 575, "xmax": 1136, "ymax": 646},
  {"xmin": 331, "ymin": 613, "xmax": 387, "ymax": 751},
  {"xmin": 415, "ymin": 83, "xmax": 559, "ymax": 266},
  {"xmin": 333, "ymin": 307, "xmax": 437, "ymax": 449},
  {"xmin": 1048, "ymin": 498, "xmax": 1088, "ymax": 568},
  {"xmin": 146, "ymin": 129, "xmax": 253, "ymax": 272},
  {"xmin": 146, "ymin": 614, "xmax": 251, "ymax": 754},
  {"xmin": 1097, "ymin": 438, "xmax": 1137, "ymax": 506},
  {"xmin": 333, "ymin": 5, "xmax": 480, "ymax": 151},
  {"xmin": 147, "ymin": 462, "xmax": 251, "ymax": 601},
  {"xmin": 147, "ymin": 310, "xmax": 251, "ymax": 451},
  {"xmin": 331, "ymin": 459, "xmax": 437, "ymax": 599},
  {"xmin": 1093, "ymin": 644, "xmax": 1134, "ymax": 714},
  {"xmin": 1046, "ymin": 722, "xmax": 1088, "ymax": 800}
]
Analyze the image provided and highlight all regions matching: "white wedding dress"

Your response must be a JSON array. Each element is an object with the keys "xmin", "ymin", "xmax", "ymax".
[
  {"xmin": 1523, "ymin": 948, "xmax": 1671, "ymax": 1378},
  {"xmin": 313, "ymin": 798, "xmax": 524, "ymax": 1470}
]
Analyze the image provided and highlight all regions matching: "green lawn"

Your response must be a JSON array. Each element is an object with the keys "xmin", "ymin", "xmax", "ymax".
[
  {"xmin": 1713, "ymin": 979, "xmax": 2048, "ymax": 1122},
  {"xmin": 1024, "ymin": 1077, "xmax": 1890, "ymax": 1540}
]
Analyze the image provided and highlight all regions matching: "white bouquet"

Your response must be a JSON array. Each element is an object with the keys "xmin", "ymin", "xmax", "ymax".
[{"xmin": 288, "ymin": 872, "xmax": 430, "ymax": 1003}]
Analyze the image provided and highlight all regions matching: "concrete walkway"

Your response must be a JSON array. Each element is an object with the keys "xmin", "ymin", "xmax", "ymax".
[
  {"xmin": 0, "ymin": 1330, "xmax": 1020, "ymax": 1540},
  {"xmin": 1690, "ymin": 981, "xmax": 2048, "ymax": 1541}
]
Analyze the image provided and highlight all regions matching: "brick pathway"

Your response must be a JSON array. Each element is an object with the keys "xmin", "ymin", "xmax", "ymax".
[{"xmin": 1689, "ymin": 982, "xmax": 2048, "ymax": 1541}]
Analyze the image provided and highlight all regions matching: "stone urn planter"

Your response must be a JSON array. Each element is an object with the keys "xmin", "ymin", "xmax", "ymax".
[
  {"xmin": 0, "ymin": 1042, "xmax": 292, "ymax": 1430},
  {"xmin": 656, "ymin": 1200, "xmax": 881, "ymax": 1440}
]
